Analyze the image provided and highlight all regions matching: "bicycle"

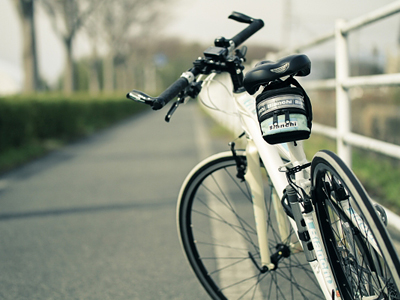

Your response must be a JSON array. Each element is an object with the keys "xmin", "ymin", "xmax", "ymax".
[{"xmin": 127, "ymin": 12, "xmax": 400, "ymax": 300}]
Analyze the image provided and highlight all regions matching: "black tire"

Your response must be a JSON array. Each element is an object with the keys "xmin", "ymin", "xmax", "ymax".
[
  {"xmin": 177, "ymin": 151, "xmax": 325, "ymax": 300},
  {"xmin": 311, "ymin": 150, "xmax": 400, "ymax": 300}
]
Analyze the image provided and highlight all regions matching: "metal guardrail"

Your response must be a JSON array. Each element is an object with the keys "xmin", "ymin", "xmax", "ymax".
[
  {"xmin": 276, "ymin": 0, "xmax": 400, "ymax": 166},
  {"xmin": 200, "ymin": 1, "xmax": 400, "ymax": 236}
]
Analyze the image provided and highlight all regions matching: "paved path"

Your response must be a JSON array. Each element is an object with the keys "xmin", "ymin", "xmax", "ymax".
[
  {"xmin": 0, "ymin": 103, "xmax": 212, "ymax": 300},
  {"xmin": 0, "ymin": 102, "xmax": 399, "ymax": 299}
]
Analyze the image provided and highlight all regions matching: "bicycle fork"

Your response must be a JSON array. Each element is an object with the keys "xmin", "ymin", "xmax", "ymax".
[
  {"xmin": 243, "ymin": 140, "xmax": 299, "ymax": 272},
  {"xmin": 244, "ymin": 140, "xmax": 275, "ymax": 271}
]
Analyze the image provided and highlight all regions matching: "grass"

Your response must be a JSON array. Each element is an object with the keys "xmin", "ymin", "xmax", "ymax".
[
  {"xmin": 304, "ymin": 134, "xmax": 400, "ymax": 214},
  {"xmin": 303, "ymin": 134, "xmax": 336, "ymax": 160},
  {"xmin": 353, "ymin": 150, "xmax": 400, "ymax": 214},
  {"xmin": 203, "ymin": 111, "xmax": 400, "ymax": 213}
]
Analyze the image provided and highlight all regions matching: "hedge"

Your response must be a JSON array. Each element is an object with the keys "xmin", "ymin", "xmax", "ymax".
[{"xmin": 0, "ymin": 93, "xmax": 148, "ymax": 154}]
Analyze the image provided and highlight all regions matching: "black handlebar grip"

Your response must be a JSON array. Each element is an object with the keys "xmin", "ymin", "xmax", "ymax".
[
  {"xmin": 230, "ymin": 19, "xmax": 264, "ymax": 48},
  {"xmin": 152, "ymin": 77, "xmax": 190, "ymax": 110}
]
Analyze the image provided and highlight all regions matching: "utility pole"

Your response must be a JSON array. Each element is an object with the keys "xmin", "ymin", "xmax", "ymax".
[{"xmin": 281, "ymin": 0, "xmax": 292, "ymax": 50}]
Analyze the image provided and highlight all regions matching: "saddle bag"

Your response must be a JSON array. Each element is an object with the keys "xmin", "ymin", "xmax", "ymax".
[{"xmin": 255, "ymin": 77, "xmax": 312, "ymax": 145}]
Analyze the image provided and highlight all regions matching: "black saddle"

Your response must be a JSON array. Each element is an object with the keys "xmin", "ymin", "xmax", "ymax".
[{"xmin": 243, "ymin": 54, "xmax": 311, "ymax": 94}]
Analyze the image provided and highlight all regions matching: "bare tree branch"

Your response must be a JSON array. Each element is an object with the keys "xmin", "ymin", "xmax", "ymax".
[
  {"xmin": 86, "ymin": 0, "xmax": 172, "ymax": 92},
  {"xmin": 39, "ymin": 0, "xmax": 107, "ymax": 93}
]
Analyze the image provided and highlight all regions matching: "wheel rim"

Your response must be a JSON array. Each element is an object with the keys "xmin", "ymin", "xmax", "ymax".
[{"xmin": 313, "ymin": 162, "xmax": 400, "ymax": 300}]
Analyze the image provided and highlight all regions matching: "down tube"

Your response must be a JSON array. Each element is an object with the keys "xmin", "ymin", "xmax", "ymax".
[{"xmin": 234, "ymin": 92, "xmax": 287, "ymax": 198}]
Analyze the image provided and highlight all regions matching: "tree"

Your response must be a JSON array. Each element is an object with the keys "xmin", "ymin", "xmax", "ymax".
[
  {"xmin": 41, "ymin": 0, "xmax": 105, "ymax": 94},
  {"xmin": 83, "ymin": 17, "xmax": 102, "ymax": 94},
  {"xmin": 94, "ymin": 0, "xmax": 171, "ymax": 92},
  {"xmin": 14, "ymin": 0, "xmax": 40, "ymax": 93}
]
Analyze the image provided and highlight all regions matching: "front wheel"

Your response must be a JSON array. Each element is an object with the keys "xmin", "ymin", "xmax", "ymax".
[
  {"xmin": 311, "ymin": 150, "xmax": 400, "ymax": 300},
  {"xmin": 177, "ymin": 151, "xmax": 325, "ymax": 300}
]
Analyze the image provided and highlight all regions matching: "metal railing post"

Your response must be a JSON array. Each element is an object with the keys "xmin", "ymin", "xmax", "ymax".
[{"xmin": 335, "ymin": 19, "xmax": 352, "ymax": 166}]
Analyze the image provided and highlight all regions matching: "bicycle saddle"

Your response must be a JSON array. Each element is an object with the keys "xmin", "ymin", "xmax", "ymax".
[{"xmin": 243, "ymin": 54, "xmax": 311, "ymax": 94}]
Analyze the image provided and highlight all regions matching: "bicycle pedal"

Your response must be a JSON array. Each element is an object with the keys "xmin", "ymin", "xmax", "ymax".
[{"xmin": 374, "ymin": 204, "xmax": 388, "ymax": 227}]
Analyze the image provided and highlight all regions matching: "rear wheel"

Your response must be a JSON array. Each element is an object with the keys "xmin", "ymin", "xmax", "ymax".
[
  {"xmin": 177, "ymin": 151, "xmax": 325, "ymax": 299},
  {"xmin": 312, "ymin": 150, "xmax": 400, "ymax": 300}
]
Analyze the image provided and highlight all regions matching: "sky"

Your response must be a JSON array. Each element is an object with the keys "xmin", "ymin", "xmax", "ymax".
[
  {"xmin": 0, "ymin": 0, "xmax": 399, "ymax": 90},
  {"xmin": 164, "ymin": 0, "xmax": 397, "ymax": 45}
]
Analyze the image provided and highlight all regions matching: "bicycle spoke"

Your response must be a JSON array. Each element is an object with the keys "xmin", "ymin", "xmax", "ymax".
[
  {"xmin": 219, "ymin": 273, "xmax": 262, "ymax": 292},
  {"xmin": 200, "ymin": 180, "xmax": 259, "ymax": 236},
  {"xmin": 274, "ymin": 267, "xmax": 322, "ymax": 298},
  {"xmin": 196, "ymin": 241, "xmax": 251, "ymax": 252},
  {"xmin": 223, "ymin": 168, "xmax": 253, "ymax": 204},
  {"xmin": 237, "ymin": 273, "xmax": 265, "ymax": 300},
  {"xmin": 312, "ymin": 151, "xmax": 400, "ymax": 299},
  {"xmin": 193, "ymin": 195, "xmax": 259, "ymax": 249},
  {"xmin": 207, "ymin": 257, "xmax": 250, "ymax": 275},
  {"xmin": 179, "ymin": 154, "xmax": 326, "ymax": 299},
  {"xmin": 192, "ymin": 206, "xmax": 257, "ymax": 236},
  {"xmin": 212, "ymin": 170, "xmax": 263, "ymax": 247}
]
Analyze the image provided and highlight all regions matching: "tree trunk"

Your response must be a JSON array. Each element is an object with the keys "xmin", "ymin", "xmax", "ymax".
[
  {"xmin": 103, "ymin": 52, "xmax": 114, "ymax": 92},
  {"xmin": 89, "ymin": 60, "xmax": 100, "ymax": 94},
  {"xmin": 115, "ymin": 64, "xmax": 123, "ymax": 91},
  {"xmin": 63, "ymin": 37, "xmax": 74, "ymax": 94},
  {"xmin": 14, "ymin": 0, "xmax": 40, "ymax": 92},
  {"xmin": 88, "ymin": 46, "xmax": 100, "ymax": 94}
]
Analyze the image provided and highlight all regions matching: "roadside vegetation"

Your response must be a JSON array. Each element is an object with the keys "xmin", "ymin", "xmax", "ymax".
[
  {"xmin": 7, "ymin": 0, "xmax": 400, "ymax": 214},
  {"xmin": 0, "ymin": 93, "xmax": 148, "ymax": 173},
  {"xmin": 204, "ymin": 114, "xmax": 400, "ymax": 214},
  {"xmin": 304, "ymin": 134, "xmax": 400, "ymax": 214}
]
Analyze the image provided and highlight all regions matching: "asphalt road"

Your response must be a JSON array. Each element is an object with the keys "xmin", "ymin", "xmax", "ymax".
[
  {"xmin": 0, "ymin": 103, "xmax": 212, "ymax": 300},
  {"xmin": 0, "ymin": 102, "xmax": 399, "ymax": 300}
]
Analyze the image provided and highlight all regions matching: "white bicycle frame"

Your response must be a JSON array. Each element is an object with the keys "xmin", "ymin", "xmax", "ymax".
[
  {"xmin": 199, "ymin": 73, "xmax": 339, "ymax": 300},
  {"xmin": 234, "ymin": 90, "xmax": 339, "ymax": 300}
]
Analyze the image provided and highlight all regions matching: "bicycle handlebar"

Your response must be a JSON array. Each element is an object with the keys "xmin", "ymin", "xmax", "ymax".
[
  {"xmin": 229, "ymin": 13, "xmax": 264, "ymax": 48},
  {"xmin": 127, "ymin": 69, "xmax": 199, "ymax": 110},
  {"xmin": 127, "ymin": 12, "xmax": 264, "ymax": 111},
  {"xmin": 152, "ymin": 69, "xmax": 198, "ymax": 110}
]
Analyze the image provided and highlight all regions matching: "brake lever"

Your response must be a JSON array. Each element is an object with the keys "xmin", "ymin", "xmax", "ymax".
[
  {"xmin": 165, "ymin": 81, "xmax": 203, "ymax": 122},
  {"xmin": 165, "ymin": 101, "xmax": 180, "ymax": 122},
  {"xmin": 236, "ymin": 46, "xmax": 247, "ymax": 60},
  {"xmin": 165, "ymin": 93, "xmax": 185, "ymax": 122}
]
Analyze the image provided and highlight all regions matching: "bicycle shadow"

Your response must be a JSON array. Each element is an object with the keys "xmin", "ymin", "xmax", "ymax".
[{"xmin": 0, "ymin": 200, "xmax": 175, "ymax": 221}]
